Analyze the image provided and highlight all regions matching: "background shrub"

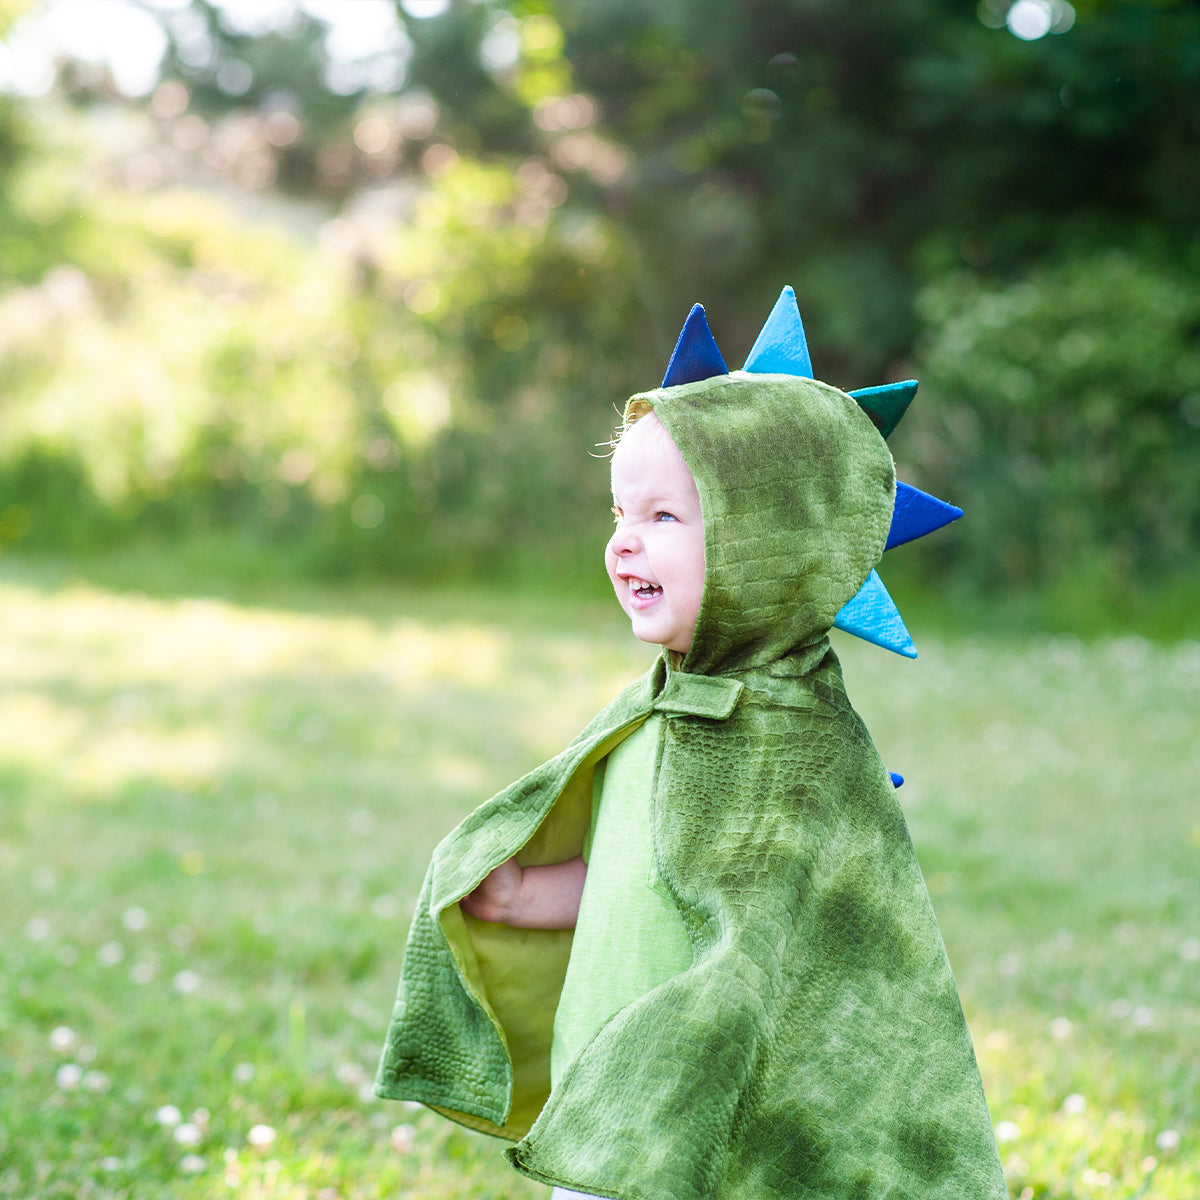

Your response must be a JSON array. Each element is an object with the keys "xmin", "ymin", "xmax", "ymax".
[{"xmin": 904, "ymin": 252, "xmax": 1200, "ymax": 593}]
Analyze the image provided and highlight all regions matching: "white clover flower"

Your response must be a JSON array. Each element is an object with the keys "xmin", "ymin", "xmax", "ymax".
[
  {"xmin": 173, "ymin": 969, "xmax": 202, "ymax": 994},
  {"xmin": 55, "ymin": 1063, "xmax": 83, "ymax": 1090},
  {"xmin": 179, "ymin": 1154, "xmax": 205, "ymax": 1173},
  {"xmin": 336, "ymin": 1063, "xmax": 367, "ymax": 1088},
  {"xmin": 49, "ymin": 1026, "xmax": 77, "ymax": 1054},
  {"xmin": 98, "ymin": 1156, "xmax": 123, "ymax": 1172},
  {"xmin": 232, "ymin": 1062, "xmax": 256, "ymax": 1084},
  {"xmin": 131, "ymin": 962, "xmax": 156, "ymax": 985},
  {"xmin": 994, "ymin": 1120, "xmax": 1021, "ymax": 1143},
  {"xmin": 83, "ymin": 1070, "xmax": 111, "ymax": 1093},
  {"xmin": 1062, "ymin": 1093, "xmax": 1086, "ymax": 1115},
  {"xmin": 98, "ymin": 941, "xmax": 125, "ymax": 966},
  {"xmin": 122, "ymin": 906, "xmax": 150, "ymax": 932},
  {"xmin": 1131, "ymin": 1006, "xmax": 1155, "ymax": 1028},
  {"xmin": 26, "ymin": 917, "xmax": 50, "ymax": 941},
  {"xmin": 173, "ymin": 1123, "xmax": 203, "ymax": 1147},
  {"xmin": 246, "ymin": 1124, "xmax": 276, "ymax": 1149},
  {"xmin": 1155, "ymin": 1129, "xmax": 1181, "ymax": 1153},
  {"xmin": 390, "ymin": 1123, "xmax": 416, "ymax": 1153},
  {"xmin": 1179, "ymin": 938, "xmax": 1200, "ymax": 963},
  {"xmin": 155, "ymin": 1104, "xmax": 183, "ymax": 1128},
  {"xmin": 1049, "ymin": 1017, "xmax": 1073, "ymax": 1039}
]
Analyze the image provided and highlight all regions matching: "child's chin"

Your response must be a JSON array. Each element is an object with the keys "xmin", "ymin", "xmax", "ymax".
[
  {"xmin": 631, "ymin": 624, "xmax": 667, "ymax": 648},
  {"xmin": 632, "ymin": 624, "xmax": 690, "ymax": 653}
]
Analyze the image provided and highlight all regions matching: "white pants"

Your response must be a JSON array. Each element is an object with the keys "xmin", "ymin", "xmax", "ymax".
[{"xmin": 550, "ymin": 1189, "xmax": 605, "ymax": 1200}]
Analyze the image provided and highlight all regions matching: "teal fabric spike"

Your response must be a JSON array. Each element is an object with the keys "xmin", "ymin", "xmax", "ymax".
[
  {"xmin": 848, "ymin": 380, "xmax": 918, "ymax": 439},
  {"xmin": 661, "ymin": 304, "xmax": 730, "ymax": 387},
  {"xmin": 834, "ymin": 569, "xmax": 917, "ymax": 658},
  {"xmin": 742, "ymin": 285, "xmax": 813, "ymax": 378},
  {"xmin": 886, "ymin": 482, "xmax": 964, "ymax": 551}
]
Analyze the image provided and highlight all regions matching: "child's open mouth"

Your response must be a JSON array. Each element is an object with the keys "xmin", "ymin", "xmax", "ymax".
[{"xmin": 626, "ymin": 576, "xmax": 663, "ymax": 606}]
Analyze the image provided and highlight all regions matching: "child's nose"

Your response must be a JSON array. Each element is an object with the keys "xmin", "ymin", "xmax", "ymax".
[{"xmin": 608, "ymin": 525, "xmax": 640, "ymax": 556}]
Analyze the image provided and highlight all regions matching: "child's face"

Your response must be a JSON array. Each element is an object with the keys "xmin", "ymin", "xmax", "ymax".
[{"xmin": 605, "ymin": 414, "xmax": 706, "ymax": 654}]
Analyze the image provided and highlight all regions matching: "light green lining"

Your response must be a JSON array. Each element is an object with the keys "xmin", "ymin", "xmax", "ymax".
[
  {"xmin": 436, "ymin": 723, "xmax": 640, "ymax": 1136},
  {"xmin": 550, "ymin": 714, "xmax": 692, "ymax": 1089}
]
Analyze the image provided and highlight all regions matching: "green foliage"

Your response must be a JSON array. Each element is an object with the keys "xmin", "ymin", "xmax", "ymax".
[
  {"xmin": 2, "ymin": 0, "xmax": 1200, "ymax": 601},
  {"xmin": 529, "ymin": 0, "xmax": 1200, "ymax": 379},
  {"xmin": 905, "ymin": 250, "xmax": 1200, "ymax": 592},
  {"xmin": 138, "ymin": 0, "xmax": 1200, "ymax": 381},
  {"xmin": 0, "ymin": 142, "xmax": 631, "ymax": 580},
  {"xmin": 0, "ymin": 572, "xmax": 1197, "ymax": 1197}
]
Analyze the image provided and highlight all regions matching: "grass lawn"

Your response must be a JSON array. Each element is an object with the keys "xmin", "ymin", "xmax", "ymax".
[{"xmin": 0, "ymin": 561, "xmax": 1196, "ymax": 1199}]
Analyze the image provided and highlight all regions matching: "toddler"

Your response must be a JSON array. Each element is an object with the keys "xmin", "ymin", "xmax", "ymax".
[{"xmin": 376, "ymin": 290, "xmax": 1006, "ymax": 1200}]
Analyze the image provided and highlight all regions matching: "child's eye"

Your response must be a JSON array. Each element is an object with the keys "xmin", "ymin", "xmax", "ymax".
[{"xmin": 655, "ymin": 511, "xmax": 678, "ymax": 522}]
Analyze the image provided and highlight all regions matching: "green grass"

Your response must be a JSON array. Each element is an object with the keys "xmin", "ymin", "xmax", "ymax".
[{"xmin": 0, "ymin": 562, "xmax": 1196, "ymax": 1199}]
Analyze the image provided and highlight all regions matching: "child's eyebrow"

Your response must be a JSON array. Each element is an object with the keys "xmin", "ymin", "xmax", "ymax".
[{"xmin": 613, "ymin": 483, "xmax": 676, "ymax": 505}]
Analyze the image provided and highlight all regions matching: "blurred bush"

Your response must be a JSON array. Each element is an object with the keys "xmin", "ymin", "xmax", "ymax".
[
  {"xmin": 905, "ymin": 250, "xmax": 1200, "ymax": 593},
  {"xmin": 2, "ymin": 169, "xmax": 1198, "ymax": 598},
  {"xmin": 0, "ymin": 146, "xmax": 640, "ymax": 583}
]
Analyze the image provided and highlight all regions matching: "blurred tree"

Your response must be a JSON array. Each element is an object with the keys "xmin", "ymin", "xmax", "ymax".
[
  {"xmin": 131, "ymin": 0, "xmax": 1199, "ymax": 384},
  {"xmin": 545, "ymin": 0, "xmax": 1200, "ymax": 379}
]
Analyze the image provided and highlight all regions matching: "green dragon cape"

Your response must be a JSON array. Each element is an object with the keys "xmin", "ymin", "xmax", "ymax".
[{"xmin": 376, "ymin": 372, "xmax": 1006, "ymax": 1200}]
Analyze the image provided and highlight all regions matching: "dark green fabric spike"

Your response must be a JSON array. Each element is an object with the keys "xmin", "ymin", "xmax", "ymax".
[
  {"xmin": 848, "ymin": 379, "xmax": 918, "ymax": 439},
  {"xmin": 376, "ymin": 372, "xmax": 1005, "ymax": 1200}
]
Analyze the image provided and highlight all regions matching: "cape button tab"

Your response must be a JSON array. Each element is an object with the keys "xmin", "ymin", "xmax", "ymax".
[{"xmin": 654, "ymin": 673, "xmax": 744, "ymax": 720}]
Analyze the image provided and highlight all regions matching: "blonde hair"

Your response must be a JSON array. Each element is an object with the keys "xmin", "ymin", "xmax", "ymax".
[{"xmin": 605, "ymin": 397, "xmax": 655, "ymax": 453}]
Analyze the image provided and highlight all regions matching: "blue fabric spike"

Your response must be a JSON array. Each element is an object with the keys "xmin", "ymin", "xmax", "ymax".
[
  {"xmin": 742, "ymin": 285, "xmax": 813, "ymax": 378},
  {"xmin": 833, "ymin": 570, "xmax": 917, "ymax": 658},
  {"xmin": 889, "ymin": 772, "xmax": 904, "ymax": 789},
  {"xmin": 886, "ymin": 482, "xmax": 964, "ymax": 551},
  {"xmin": 848, "ymin": 380, "xmax": 918, "ymax": 439},
  {"xmin": 661, "ymin": 304, "xmax": 730, "ymax": 387}
]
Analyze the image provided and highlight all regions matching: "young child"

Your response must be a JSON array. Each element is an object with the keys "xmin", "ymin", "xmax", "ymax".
[{"xmin": 376, "ymin": 289, "xmax": 1007, "ymax": 1200}]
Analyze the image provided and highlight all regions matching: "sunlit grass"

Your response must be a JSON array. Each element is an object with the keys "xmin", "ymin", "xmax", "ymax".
[{"xmin": 0, "ymin": 566, "xmax": 1196, "ymax": 1198}]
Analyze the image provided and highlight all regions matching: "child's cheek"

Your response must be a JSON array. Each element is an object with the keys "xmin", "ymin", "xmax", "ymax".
[{"xmin": 603, "ymin": 548, "xmax": 626, "ymax": 610}]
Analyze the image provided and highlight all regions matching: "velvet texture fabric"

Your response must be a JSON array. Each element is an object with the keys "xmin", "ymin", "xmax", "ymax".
[{"xmin": 376, "ymin": 373, "xmax": 1006, "ymax": 1199}]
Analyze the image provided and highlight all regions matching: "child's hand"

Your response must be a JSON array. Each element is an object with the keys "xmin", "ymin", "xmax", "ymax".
[
  {"xmin": 461, "ymin": 858, "xmax": 525, "ymax": 924},
  {"xmin": 460, "ymin": 856, "xmax": 586, "ymax": 930}
]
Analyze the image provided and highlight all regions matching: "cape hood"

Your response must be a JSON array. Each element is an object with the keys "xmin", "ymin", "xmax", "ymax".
[
  {"xmin": 376, "ymin": 373, "xmax": 1005, "ymax": 1200},
  {"xmin": 634, "ymin": 370, "xmax": 895, "ymax": 676}
]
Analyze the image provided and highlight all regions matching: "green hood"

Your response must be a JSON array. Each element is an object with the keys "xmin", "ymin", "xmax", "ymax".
[{"xmin": 630, "ymin": 371, "xmax": 895, "ymax": 676}]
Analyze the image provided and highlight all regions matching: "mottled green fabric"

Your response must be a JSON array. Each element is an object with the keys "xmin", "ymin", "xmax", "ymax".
[{"xmin": 376, "ymin": 373, "xmax": 1006, "ymax": 1199}]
